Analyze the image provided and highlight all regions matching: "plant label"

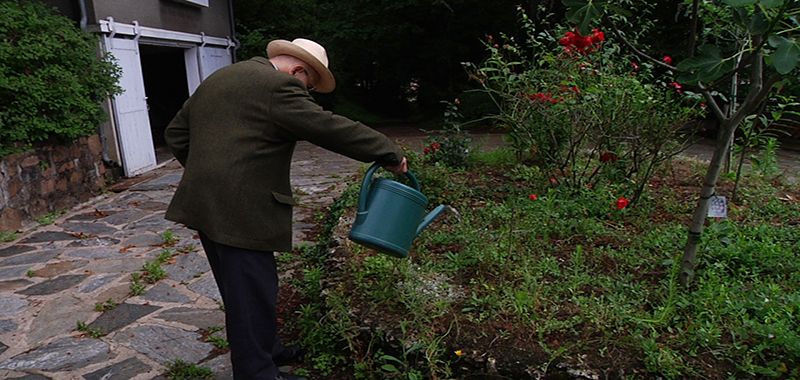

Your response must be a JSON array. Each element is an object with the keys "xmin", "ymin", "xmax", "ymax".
[{"xmin": 708, "ymin": 196, "xmax": 727, "ymax": 218}]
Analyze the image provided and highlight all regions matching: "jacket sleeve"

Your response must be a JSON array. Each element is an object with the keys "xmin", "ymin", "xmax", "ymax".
[
  {"xmin": 164, "ymin": 100, "xmax": 192, "ymax": 166},
  {"xmin": 268, "ymin": 79, "xmax": 404, "ymax": 166}
]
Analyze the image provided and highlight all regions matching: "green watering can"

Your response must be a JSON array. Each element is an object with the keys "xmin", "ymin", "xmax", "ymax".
[{"xmin": 349, "ymin": 163, "xmax": 446, "ymax": 258}]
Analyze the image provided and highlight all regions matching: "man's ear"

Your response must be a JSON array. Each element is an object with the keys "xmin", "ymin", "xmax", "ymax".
[{"xmin": 289, "ymin": 65, "xmax": 304, "ymax": 76}]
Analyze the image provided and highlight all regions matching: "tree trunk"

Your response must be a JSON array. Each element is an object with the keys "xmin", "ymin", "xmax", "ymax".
[
  {"xmin": 679, "ymin": 119, "xmax": 737, "ymax": 287},
  {"xmin": 679, "ymin": 35, "xmax": 781, "ymax": 288}
]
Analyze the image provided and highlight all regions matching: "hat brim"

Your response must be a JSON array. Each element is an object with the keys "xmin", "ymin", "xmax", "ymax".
[{"xmin": 267, "ymin": 40, "xmax": 336, "ymax": 93}]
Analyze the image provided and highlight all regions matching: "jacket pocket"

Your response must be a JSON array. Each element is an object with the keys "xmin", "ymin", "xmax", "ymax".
[{"xmin": 271, "ymin": 191, "xmax": 297, "ymax": 205}]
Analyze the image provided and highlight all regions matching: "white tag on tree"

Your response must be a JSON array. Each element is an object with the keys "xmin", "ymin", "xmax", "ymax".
[{"xmin": 708, "ymin": 195, "xmax": 727, "ymax": 218}]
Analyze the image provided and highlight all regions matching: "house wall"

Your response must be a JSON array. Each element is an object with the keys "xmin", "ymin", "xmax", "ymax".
[
  {"xmin": 0, "ymin": 136, "xmax": 107, "ymax": 232},
  {"xmin": 86, "ymin": 0, "xmax": 233, "ymax": 38}
]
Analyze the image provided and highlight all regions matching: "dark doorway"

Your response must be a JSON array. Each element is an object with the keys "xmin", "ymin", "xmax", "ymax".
[{"xmin": 140, "ymin": 44, "xmax": 189, "ymax": 164}]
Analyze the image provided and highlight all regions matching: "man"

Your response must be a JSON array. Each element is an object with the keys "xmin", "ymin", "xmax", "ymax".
[{"xmin": 164, "ymin": 38, "xmax": 407, "ymax": 380}]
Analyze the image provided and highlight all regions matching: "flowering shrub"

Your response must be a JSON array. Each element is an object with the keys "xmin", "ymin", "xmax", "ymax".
[
  {"xmin": 423, "ymin": 100, "xmax": 472, "ymax": 169},
  {"xmin": 465, "ymin": 6, "xmax": 703, "ymax": 205}
]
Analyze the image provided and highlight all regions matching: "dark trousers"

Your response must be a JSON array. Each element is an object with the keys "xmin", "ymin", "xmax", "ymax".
[{"xmin": 199, "ymin": 232, "xmax": 283, "ymax": 380}]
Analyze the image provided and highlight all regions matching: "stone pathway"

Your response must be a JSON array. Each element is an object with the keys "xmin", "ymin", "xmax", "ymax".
[
  {"xmin": 0, "ymin": 139, "xmax": 374, "ymax": 380},
  {"xmin": 0, "ymin": 127, "xmax": 796, "ymax": 380}
]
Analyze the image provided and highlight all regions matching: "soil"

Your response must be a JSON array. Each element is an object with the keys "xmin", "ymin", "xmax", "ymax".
[{"xmin": 273, "ymin": 160, "xmax": 800, "ymax": 380}]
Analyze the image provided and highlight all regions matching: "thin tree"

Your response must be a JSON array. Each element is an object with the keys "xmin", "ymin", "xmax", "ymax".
[{"xmin": 562, "ymin": 0, "xmax": 800, "ymax": 286}]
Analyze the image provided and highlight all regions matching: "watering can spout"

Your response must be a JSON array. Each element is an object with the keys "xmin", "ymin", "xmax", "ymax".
[{"xmin": 416, "ymin": 204, "xmax": 446, "ymax": 236}]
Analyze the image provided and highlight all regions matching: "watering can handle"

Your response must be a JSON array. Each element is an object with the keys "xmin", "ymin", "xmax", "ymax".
[{"xmin": 357, "ymin": 163, "xmax": 421, "ymax": 213}]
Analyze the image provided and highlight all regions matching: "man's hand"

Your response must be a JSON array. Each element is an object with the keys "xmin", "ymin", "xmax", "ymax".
[{"xmin": 383, "ymin": 157, "xmax": 408, "ymax": 174}]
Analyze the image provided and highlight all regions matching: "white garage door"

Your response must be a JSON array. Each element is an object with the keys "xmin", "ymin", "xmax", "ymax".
[{"xmin": 104, "ymin": 36, "xmax": 157, "ymax": 177}]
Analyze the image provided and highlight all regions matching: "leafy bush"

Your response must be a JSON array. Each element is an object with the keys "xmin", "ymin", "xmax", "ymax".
[
  {"xmin": 0, "ymin": 1, "xmax": 121, "ymax": 156},
  {"xmin": 465, "ymin": 7, "xmax": 703, "ymax": 204}
]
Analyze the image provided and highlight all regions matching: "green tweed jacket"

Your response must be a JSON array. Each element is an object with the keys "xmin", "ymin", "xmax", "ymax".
[{"xmin": 164, "ymin": 57, "xmax": 404, "ymax": 252}]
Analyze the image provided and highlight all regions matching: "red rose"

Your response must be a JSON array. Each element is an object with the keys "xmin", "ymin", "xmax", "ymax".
[{"xmin": 616, "ymin": 197, "xmax": 630, "ymax": 210}]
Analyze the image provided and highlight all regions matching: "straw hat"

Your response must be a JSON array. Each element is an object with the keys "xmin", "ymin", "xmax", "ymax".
[{"xmin": 267, "ymin": 38, "xmax": 336, "ymax": 93}]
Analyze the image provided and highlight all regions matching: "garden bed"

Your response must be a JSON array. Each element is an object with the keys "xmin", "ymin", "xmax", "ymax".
[{"xmin": 281, "ymin": 152, "xmax": 800, "ymax": 380}]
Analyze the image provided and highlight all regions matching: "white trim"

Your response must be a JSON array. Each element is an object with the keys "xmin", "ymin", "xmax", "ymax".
[
  {"xmin": 93, "ymin": 19, "xmax": 234, "ymax": 48},
  {"xmin": 172, "ymin": 0, "xmax": 210, "ymax": 7}
]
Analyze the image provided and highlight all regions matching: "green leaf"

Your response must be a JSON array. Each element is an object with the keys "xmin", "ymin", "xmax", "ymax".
[
  {"xmin": 769, "ymin": 35, "xmax": 792, "ymax": 48},
  {"xmin": 759, "ymin": 0, "xmax": 785, "ymax": 9},
  {"xmin": 677, "ymin": 71, "xmax": 701, "ymax": 86},
  {"xmin": 748, "ymin": 10, "xmax": 770, "ymax": 35},
  {"xmin": 723, "ymin": 0, "xmax": 758, "ymax": 5},
  {"xmin": 379, "ymin": 355, "xmax": 404, "ymax": 365},
  {"xmin": 676, "ymin": 46, "xmax": 734, "ymax": 83},
  {"xmin": 677, "ymin": 73, "xmax": 700, "ymax": 86},
  {"xmin": 381, "ymin": 364, "xmax": 399, "ymax": 372},
  {"xmin": 698, "ymin": 58, "xmax": 735, "ymax": 83},
  {"xmin": 770, "ymin": 41, "xmax": 800, "ymax": 74},
  {"xmin": 676, "ymin": 46, "xmax": 722, "ymax": 71},
  {"xmin": 605, "ymin": 4, "xmax": 632, "ymax": 17},
  {"xmin": 563, "ymin": 0, "xmax": 606, "ymax": 35},
  {"xmin": 732, "ymin": 7, "xmax": 748, "ymax": 28}
]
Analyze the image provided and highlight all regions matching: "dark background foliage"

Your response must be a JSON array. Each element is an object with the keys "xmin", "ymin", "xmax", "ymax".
[
  {"xmin": 232, "ymin": 0, "xmax": 699, "ymax": 124},
  {"xmin": 234, "ymin": 0, "xmax": 528, "ymax": 122}
]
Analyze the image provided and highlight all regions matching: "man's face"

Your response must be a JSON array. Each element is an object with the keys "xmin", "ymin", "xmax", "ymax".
[{"xmin": 292, "ymin": 64, "xmax": 320, "ymax": 92}]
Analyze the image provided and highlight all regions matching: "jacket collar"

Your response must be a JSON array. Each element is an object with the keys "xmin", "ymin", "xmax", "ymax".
[{"xmin": 250, "ymin": 56, "xmax": 277, "ymax": 70}]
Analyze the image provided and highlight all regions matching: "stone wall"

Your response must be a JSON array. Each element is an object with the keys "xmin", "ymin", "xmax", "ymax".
[{"xmin": 0, "ymin": 134, "xmax": 108, "ymax": 231}]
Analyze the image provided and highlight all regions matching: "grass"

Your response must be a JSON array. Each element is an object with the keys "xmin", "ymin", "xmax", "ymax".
[
  {"xmin": 0, "ymin": 231, "xmax": 17, "ymax": 242},
  {"xmin": 35, "ymin": 209, "xmax": 67, "ymax": 225},
  {"xmin": 163, "ymin": 359, "xmax": 213, "ymax": 379},
  {"xmin": 291, "ymin": 148, "xmax": 800, "ymax": 379},
  {"xmin": 76, "ymin": 321, "xmax": 104, "ymax": 338},
  {"xmin": 94, "ymin": 298, "xmax": 116, "ymax": 311}
]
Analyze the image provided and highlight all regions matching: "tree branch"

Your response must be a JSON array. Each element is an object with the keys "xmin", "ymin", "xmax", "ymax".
[
  {"xmin": 698, "ymin": 83, "xmax": 729, "ymax": 122},
  {"xmin": 689, "ymin": 0, "xmax": 699, "ymax": 56},
  {"xmin": 604, "ymin": 15, "xmax": 677, "ymax": 71}
]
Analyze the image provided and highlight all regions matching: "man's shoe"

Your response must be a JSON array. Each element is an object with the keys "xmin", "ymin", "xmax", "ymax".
[
  {"xmin": 274, "ymin": 344, "xmax": 306, "ymax": 367},
  {"xmin": 276, "ymin": 372, "xmax": 309, "ymax": 380}
]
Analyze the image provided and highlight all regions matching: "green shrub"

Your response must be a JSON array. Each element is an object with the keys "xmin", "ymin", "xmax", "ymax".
[
  {"xmin": 0, "ymin": 1, "xmax": 121, "ymax": 156},
  {"xmin": 464, "ymin": 7, "xmax": 703, "ymax": 204}
]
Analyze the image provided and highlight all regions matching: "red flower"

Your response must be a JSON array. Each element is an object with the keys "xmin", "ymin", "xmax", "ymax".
[
  {"xmin": 559, "ymin": 28, "xmax": 604, "ymax": 55},
  {"xmin": 632, "ymin": 62, "xmax": 639, "ymax": 70},
  {"xmin": 528, "ymin": 194, "xmax": 537, "ymax": 201},
  {"xmin": 423, "ymin": 147, "xmax": 430, "ymax": 154},
  {"xmin": 431, "ymin": 142, "xmax": 441, "ymax": 150},
  {"xmin": 663, "ymin": 56, "xmax": 672, "ymax": 65},
  {"xmin": 591, "ymin": 29, "xmax": 605, "ymax": 43},
  {"xmin": 530, "ymin": 93, "xmax": 558, "ymax": 104},
  {"xmin": 616, "ymin": 197, "xmax": 630, "ymax": 210},
  {"xmin": 599, "ymin": 153, "xmax": 618, "ymax": 163}
]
